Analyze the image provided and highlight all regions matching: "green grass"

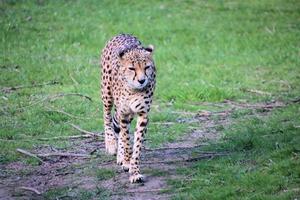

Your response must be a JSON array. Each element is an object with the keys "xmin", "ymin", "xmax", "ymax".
[
  {"xmin": 1, "ymin": 0, "xmax": 299, "ymax": 161},
  {"xmin": 43, "ymin": 186, "xmax": 110, "ymax": 200},
  {"xmin": 170, "ymin": 105, "xmax": 300, "ymax": 199},
  {"xmin": 0, "ymin": 0, "xmax": 300, "ymax": 199},
  {"xmin": 95, "ymin": 168, "xmax": 116, "ymax": 181}
]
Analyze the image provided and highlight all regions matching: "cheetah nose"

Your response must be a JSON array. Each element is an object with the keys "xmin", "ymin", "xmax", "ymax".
[{"xmin": 138, "ymin": 79, "xmax": 145, "ymax": 84}]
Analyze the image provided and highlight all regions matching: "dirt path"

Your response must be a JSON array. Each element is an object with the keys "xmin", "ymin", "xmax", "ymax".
[{"xmin": 0, "ymin": 100, "xmax": 289, "ymax": 200}]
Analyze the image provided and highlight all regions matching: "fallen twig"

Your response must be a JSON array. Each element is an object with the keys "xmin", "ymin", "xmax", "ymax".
[
  {"xmin": 18, "ymin": 186, "xmax": 42, "ymax": 195},
  {"xmin": 17, "ymin": 148, "xmax": 91, "ymax": 162},
  {"xmin": 171, "ymin": 111, "xmax": 196, "ymax": 115},
  {"xmin": 143, "ymin": 153, "xmax": 228, "ymax": 164},
  {"xmin": 38, "ymin": 152, "xmax": 90, "ymax": 158},
  {"xmin": 121, "ymin": 188, "xmax": 169, "ymax": 194},
  {"xmin": 283, "ymin": 188, "xmax": 300, "ymax": 193},
  {"xmin": 37, "ymin": 134, "xmax": 102, "ymax": 141},
  {"xmin": 223, "ymin": 100, "xmax": 285, "ymax": 110},
  {"xmin": 1, "ymin": 80, "xmax": 60, "ymax": 93},
  {"xmin": 242, "ymin": 88, "xmax": 272, "ymax": 96},
  {"xmin": 98, "ymin": 159, "xmax": 116, "ymax": 166},
  {"xmin": 188, "ymin": 101, "xmax": 228, "ymax": 108},
  {"xmin": 111, "ymin": 185, "xmax": 192, "ymax": 196},
  {"xmin": 290, "ymin": 97, "xmax": 300, "ymax": 104},
  {"xmin": 69, "ymin": 123, "xmax": 102, "ymax": 137},
  {"xmin": 0, "ymin": 138, "xmax": 35, "ymax": 143},
  {"xmin": 152, "ymin": 122, "xmax": 175, "ymax": 125},
  {"xmin": 183, "ymin": 153, "xmax": 228, "ymax": 162},
  {"xmin": 49, "ymin": 93, "xmax": 92, "ymax": 102},
  {"xmin": 45, "ymin": 106, "xmax": 91, "ymax": 120},
  {"xmin": 196, "ymin": 110, "xmax": 232, "ymax": 118},
  {"xmin": 16, "ymin": 92, "xmax": 92, "ymax": 111},
  {"xmin": 0, "ymin": 139, "xmax": 21, "ymax": 142},
  {"xmin": 144, "ymin": 144, "xmax": 204, "ymax": 151},
  {"xmin": 16, "ymin": 148, "xmax": 44, "ymax": 164},
  {"xmin": 69, "ymin": 73, "xmax": 79, "ymax": 85}
]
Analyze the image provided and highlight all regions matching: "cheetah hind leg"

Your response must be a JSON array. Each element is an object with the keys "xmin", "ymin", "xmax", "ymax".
[{"xmin": 105, "ymin": 126, "xmax": 117, "ymax": 155}]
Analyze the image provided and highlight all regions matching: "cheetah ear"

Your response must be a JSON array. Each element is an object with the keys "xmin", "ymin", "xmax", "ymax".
[{"xmin": 144, "ymin": 45, "xmax": 154, "ymax": 54}]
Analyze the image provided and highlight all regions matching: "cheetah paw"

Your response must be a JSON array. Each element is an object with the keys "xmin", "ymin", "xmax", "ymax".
[
  {"xmin": 130, "ymin": 174, "xmax": 144, "ymax": 183},
  {"xmin": 122, "ymin": 162, "xmax": 130, "ymax": 172}
]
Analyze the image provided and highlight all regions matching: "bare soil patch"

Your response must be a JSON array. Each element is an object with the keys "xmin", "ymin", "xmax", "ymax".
[{"xmin": 0, "ymin": 100, "xmax": 290, "ymax": 200}]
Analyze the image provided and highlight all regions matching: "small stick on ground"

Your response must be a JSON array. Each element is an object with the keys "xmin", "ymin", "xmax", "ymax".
[
  {"xmin": 69, "ymin": 73, "xmax": 79, "ymax": 85},
  {"xmin": 114, "ymin": 188, "xmax": 169, "ymax": 195},
  {"xmin": 143, "ymin": 144, "xmax": 204, "ymax": 151},
  {"xmin": 16, "ymin": 148, "xmax": 44, "ymax": 164},
  {"xmin": 223, "ymin": 99, "xmax": 286, "ymax": 110},
  {"xmin": 45, "ymin": 106, "xmax": 90, "ymax": 120},
  {"xmin": 290, "ymin": 97, "xmax": 300, "ymax": 104},
  {"xmin": 17, "ymin": 148, "xmax": 91, "ymax": 161},
  {"xmin": 38, "ymin": 152, "xmax": 90, "ymax": 158},
  {"xmin": 183, "ymin": 153, "xmax": 228, "ymax": 162},
  {"xmin": 18, "ymin": 186, "xmax": 42, "ymax": 195},
  {"xmin": 242, "ymin": 88, "xmax": 272, "ymax": 96},
  {"xmin": 142, "ymin": 153, "xmax": 228, "ymax": 164},
  {"xmin": 171, "ymin": 111, "xmax": 196, "ymax": 115},
  {"xmin": 188, "ymin": 101, "xmax": 228, "ymax": 108},
  {"xmin": 37, "ymin": 134, "xmax": 103, "ymax": 141},
  {"xmin": 17, "ymin": 92, "xmax": 92, "ymax": 111},
  {"xmin": 1, "ymin": 80, "xmax": 60, "ymax": 93},
  {"xmin": 49, "ymin": 93, "xmax": 92, "ymax": 102},
  {"xmin": 152, "ymin": 122, "xmax": 175, "ymax": 125},
  {"xmin": 69, "ymin": 123, "xmax": 102, "ymax": 137}
]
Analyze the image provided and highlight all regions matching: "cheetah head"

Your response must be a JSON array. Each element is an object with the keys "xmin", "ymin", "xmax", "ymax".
[{"xmin": 118, "ymin": 45, "xmax": 155, "ymax": 90}]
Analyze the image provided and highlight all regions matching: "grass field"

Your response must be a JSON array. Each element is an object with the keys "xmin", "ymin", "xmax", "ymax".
[
  {"xmin": 171, "ymin": 104, "xmax": 300, "ymax": 199},
  {"xmin": 1, "ymin": 0, "xmax": 300, "ymax": 199}
]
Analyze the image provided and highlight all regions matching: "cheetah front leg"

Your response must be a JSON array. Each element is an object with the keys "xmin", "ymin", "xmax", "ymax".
[
  {"xmin": 117, "ymin": 115, "xmax": 132, "ymax": 171},
  {"xmin": 103, "ymin": 101, "xmax": 117, "ymax": 155},
  {"xmin": 129, "ymin": 113, "xmax": 148, "ymax": 183}
]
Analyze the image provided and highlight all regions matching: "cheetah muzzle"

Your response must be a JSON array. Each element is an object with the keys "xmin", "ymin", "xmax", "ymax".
[{"xmin": 100, "ymin": 34, "xmax": 156, "ymax": 183}]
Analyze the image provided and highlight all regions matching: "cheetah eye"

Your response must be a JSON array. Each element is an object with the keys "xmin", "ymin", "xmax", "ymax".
[
  {"xmin": 128, "ymin": 67, "xmax": 135, "ymax": 71},
  {"xmin": 145, "ymin": 65, "xmax": 151, "ymax": 70}
]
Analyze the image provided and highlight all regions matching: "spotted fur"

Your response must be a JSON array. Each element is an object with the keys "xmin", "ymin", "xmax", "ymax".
[{"xmin": 100, "ymin": 34, "xmax": 156, "ymax": 183}]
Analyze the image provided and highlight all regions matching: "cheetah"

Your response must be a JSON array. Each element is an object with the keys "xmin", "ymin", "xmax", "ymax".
[{"xmin": 100, "ymin": 34, "xmax": 156, "ymax": 183}]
